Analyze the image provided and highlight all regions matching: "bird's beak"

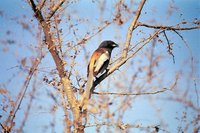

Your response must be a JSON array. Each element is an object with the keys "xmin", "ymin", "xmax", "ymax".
[{"xmin": 113, "ymin": 43, "xmax": 119, "ymax": 48}]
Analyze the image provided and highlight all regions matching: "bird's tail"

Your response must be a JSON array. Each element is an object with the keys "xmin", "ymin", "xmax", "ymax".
[
  {"xmin": 85, "ymin": 72, "xmax": 94, "ymax": 99},
  {"xmin": 80, "ymin": 72, "xmax": 94, "ymax": 110}
]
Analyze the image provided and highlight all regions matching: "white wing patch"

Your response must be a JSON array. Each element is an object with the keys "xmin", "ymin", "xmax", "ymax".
[{"xmin": 94, "ymin": 51, "xmax": 109, "ymax": 73}]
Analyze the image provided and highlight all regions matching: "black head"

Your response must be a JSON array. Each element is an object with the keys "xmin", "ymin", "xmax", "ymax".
[{"xmin": 98, "ymin": 40, "xmax": 119, "ymax": 49}]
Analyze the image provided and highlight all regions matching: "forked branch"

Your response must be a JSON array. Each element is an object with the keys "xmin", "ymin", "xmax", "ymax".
[
  {"xmin": 122, "ymin": 0, "xmax": 146, "ymax": 58},
  {"xmin": 28, "ymin": 0, "xmax": 81, "ymax": 131}
]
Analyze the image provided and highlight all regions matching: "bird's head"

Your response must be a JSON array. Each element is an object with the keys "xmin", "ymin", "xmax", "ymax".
[{"xmin": 98, "ymin": 40, "xmax": 119, "ymax": 49}]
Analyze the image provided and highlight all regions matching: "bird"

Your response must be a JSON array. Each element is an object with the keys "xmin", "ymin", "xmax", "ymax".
[
  {"xmin": 87, "ymin": 40, "xmax": 119, "ymax": 78},
  {"xmin": 81, "ymin": 40, "xmax": 118, "ymax": 107}
]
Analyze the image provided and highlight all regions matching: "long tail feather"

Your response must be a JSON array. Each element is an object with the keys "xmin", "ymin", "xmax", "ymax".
[{"xmin": 85, "ymin": 72, "xmax": 94, "ymax": 99}]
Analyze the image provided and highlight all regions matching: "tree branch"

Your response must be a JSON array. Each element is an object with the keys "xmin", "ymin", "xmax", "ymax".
[
  {"xmin": 0, "ymin": 123, "xmax": 8, "ymax": 133},
  {"xmin": 28, "ymin": 0, "xmax": 44, "ymax": 23},
  {"xmin": 93, "ymin": 73, "xmax": 178, "ymax": 96},
  {"xmin": 28, "ymin": 0, "xmax": 66, "ymax": 78},
  {"xmin": 93, "ymin": 88, "xmax": 171, "ymax": 96},
  {"xmin": 163, "ymin": 30, "xmax": 175, "ymax": 63},
  {"xmin": 36, "ymin": 0, "xmax": 46, "ymax": 11},
  {"xmin": 85, "ymin": 122, "xmax": 168, "ymax": 132},
  {"xmin": 46, "ymin": 0, "xmax": 66, "ymax": 20},
  {"xmin": 122, "ymin": 0, "xmax": 146, "ymax": 58},
  {"xmin": 77, "ymin": 21, "xmax": 112, "ymax": 45},
  {"xmin": 137, "ymin": 22, "xmax": 200, "ymax": 30},
  {"xmin": 5, "ymin": 56, "xmax": 42, "ymax": 132},
  {"xmin": 28, "ymin": 0, "xmax": 81, "ymax": 131}
]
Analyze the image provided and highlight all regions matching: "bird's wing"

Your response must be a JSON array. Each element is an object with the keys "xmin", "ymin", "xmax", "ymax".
[{"xmin": 94, "ymin": 51, "xmax": 110, "ymax": 74}]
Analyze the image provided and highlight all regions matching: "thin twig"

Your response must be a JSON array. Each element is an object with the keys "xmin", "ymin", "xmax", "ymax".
[
  {"xmin": 5, "ymin": 56, "xmax": 42, "ymax": 133},
  {"xmin": 93, "ymin": 88, "xmax": 170, "ymax": 96},
  {"xmin": 28, "ymin": 0, "xmax": 44, "ymax": 23},
  {"xmin": 18, "ymin": 76, "xmax": 37, "ymax": 132},
  {"xmin": 137, "ymin": 22, "xmax": 200, "ymax": 30},
  {"xmin": 126, "ymin": 30, "xmax": 162, "ymax": 61},
  {"xmin": 54, "ymin": 15, "xmax": 63, "ymax": 56},
  {"xmin": 166, "ymin": 97, "xmax": 200, "ymax": 112},
  {"xmin": 163, "ymin": 30, "xmax": 175, "ymax": 63},
  {"xmin": 36, "ymin": 0, "xmax": 46, "ymax": 10},
  {"xmin": 10, "ymin": 58, "xmax": 41, "ymax": 124},
  {"xmin": 85, "ymin": 122, "xmax": 169, "ymax": 133},
  {"xmin": 171, "ymin": 30, "xmax": 199, "ymax": 105},
  {"xmin": 77, "ymin": 21, "xmax": 112, "ymax": 45},
  {"xmin": 47, "ymin": 0, "xmax": 66, "ymax": 20},
  {"xmin": 0, "ymin": 123, "xmax": 7, "ymax": 132}
]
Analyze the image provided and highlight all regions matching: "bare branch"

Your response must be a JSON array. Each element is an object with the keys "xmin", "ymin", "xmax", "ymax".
[
  {"xmin": 5, "ymin": 56, "xmax": 42, "ymax": 132},
  {"xmin": 163, "ymin": 30, "xmax": 175, "ymax": 63},
  {"xmin": 137, "ymin": 22, "xmax": 200, "ymax": 30},
  {"xmin": 93, "ymin": 74, "xmax": 178, "ymax": 96},
  {"xmin": 46, "ymin": 0, "xmax": 66, "ymax": 20},
  {"xmin": 0, "ymin": 123, "xmax": 7, "ymax": 133},
  {"xmin": 166, "ymin": 97, "xmax": 200, "ymax": 112},
  {"xmin": 19, "ymin": 76, "xmax": 37, "ymax": 132},
  {"xmin": 36, "ymin": 0, "xmax": 46, "ymax": 10},
  {"xmin": 93, "ymin": 88, "xmax": 171, "ymax": 96},
  {"xmin": 28, "ymin": 0, "xmax": 44, "ymax": 23},
  {"xmin": 86, "ymin": 122, "xmax": 169, "ymax": 132},
  {"xmin": 172, "ymin": 30, "xmax": 192, "ymax": 55},
  {"xmin": 28, "ymin": 0, "xmax": 66, "ymax": 78},
  {"xmin": 122, "ymin": 0, "xmax": 146, "ymax": 58},
  {"xmin": 28, "ymin": 0, "xmax": 81, "ymax": 130},
  {"xmin": 77, "ymin": 21, "xmax": 112, "ymax": 45}
]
